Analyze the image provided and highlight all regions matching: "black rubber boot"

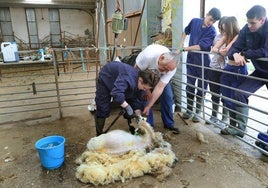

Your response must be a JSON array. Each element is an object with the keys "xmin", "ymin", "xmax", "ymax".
[
  {"xmin": 127, "ymin": 118, "xmax": 136, "ymax": 135},
  {"xmin": 95, "ymin": 117, "xmax": 106, "ymax": 136},
  {"xmin": 129, "ymin": 125, "xmax": 136, "ymax": 135}
]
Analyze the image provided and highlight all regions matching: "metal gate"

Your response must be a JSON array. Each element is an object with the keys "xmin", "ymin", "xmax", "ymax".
[{"xmin": 0, "ymin": 48, "xmax": 97, "ymax": 125}]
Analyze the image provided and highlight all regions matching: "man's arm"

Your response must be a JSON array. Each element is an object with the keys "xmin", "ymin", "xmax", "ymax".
[
  {"xmin": 211, "ymin": 35, "xmax": 226, "ymax": 53},
  {"xmin": 179, "ymin": 32, "xmax": 187, "ymax": 48},
  {"xmin": 183, "ymin": 45, "xmax": 201, "ymax": 51},
  {"xmin": 219, "ymin": 35, "xmax": 238, "ymax": 56},
  {"xmin": 143, "ymin": 80, "xmax": 166, "ymax": 115}
]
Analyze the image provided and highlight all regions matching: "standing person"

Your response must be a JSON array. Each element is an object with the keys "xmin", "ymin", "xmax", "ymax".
[
  {"xmin": 178, "ymin": 7, "xmax": 221, "ymax": 123},
  {"xmin": 207, "ymin": 16, "xmax": 240, "ymax": 126},
  {"xmin": 219, "ymin": 16, "xmax": 247, "ymax": 133},
  {"xmin": 95, "ymin": 61, "xmax": 159, "ymax": 136},
  {"xmin": 135, "ymin": 44, "xmax": 180, "ymax": 134},
  {"xmin": 221, "ymin": 5, "xmax": 268, "ymax": 137},
  {"xmin": 206, "ymin": 16, "xmax": 227, "ymax": 125}
]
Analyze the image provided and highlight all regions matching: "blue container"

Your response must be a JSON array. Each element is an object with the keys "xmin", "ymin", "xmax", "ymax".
[
  {"xmin": 38, "ymin": 48, "xmax": 45, "ymax": 61},
  {"xmin": 35, "ymin": 135, "xmax": 65, "ymax": 170}
]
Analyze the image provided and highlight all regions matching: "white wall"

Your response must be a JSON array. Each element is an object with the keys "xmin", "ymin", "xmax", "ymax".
[
  {"xmin": 60, "ymin": 9, "xmax": 93, "ymax": 37},
  {"xmin": 9, "ymin": 8, "xmax": 94, "ymax": 46},
  {"xmin": 205, "ymin": 0, "xmax": 268, "ymax": 29},
  {"xmin": 35, "ymin": 8, "xmax": 50, "ymax": 41}
]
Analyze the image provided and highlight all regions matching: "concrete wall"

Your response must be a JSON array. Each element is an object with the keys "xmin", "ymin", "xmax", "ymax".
[
  {"xmin": 8, "ymin": 8, "xmax": 94, "ymax": 45},
  {"xmin": 60, "ymin": 9, "xmax": 93, "ymax": 38}
]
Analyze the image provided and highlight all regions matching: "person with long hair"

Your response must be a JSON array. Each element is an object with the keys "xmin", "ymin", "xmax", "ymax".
[
  {"xmin": 207, "ymin": 16, "xmax": 241, "ymax": 127},
  {"xmin": 219, "ymin": 16, "xmax": 248, "ymax": 137},
  {"xmin": 221, "ymin": 5, "xmax": 268, "ymax": 138}
]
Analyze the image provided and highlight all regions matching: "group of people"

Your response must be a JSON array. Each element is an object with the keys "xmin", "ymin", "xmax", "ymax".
[
  {"xmin": 180, "ymin": 5, "xmax": 268, "ymax": 138},
  {"xmin": 93, "ymin": 4, "xmax": 268, "ymax": 139},
  {"xmin": 94, "ymin": 44, "xmax": 180, "ymax": 136}
]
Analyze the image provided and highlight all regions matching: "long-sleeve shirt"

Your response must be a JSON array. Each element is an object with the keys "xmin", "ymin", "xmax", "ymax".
[
  {"xmin": 97, "ymin": 61, "xmax": 143, "ymax": 110},
  {"xmin": 184, "ymin": 18, "xmax": 216, "ymax": 67},
  {"xmin": 227, "ymin": 19, "xmax": 268, "ymax": 78}
]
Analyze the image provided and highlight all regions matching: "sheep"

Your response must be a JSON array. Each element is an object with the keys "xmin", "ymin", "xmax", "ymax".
[
  {"xmin": 75, "ymin": 120, "xmax": 178, "ymax": 186},
  {"xmin": 86, "ymin": 120, "xmax": 156, "ymax": 155}
]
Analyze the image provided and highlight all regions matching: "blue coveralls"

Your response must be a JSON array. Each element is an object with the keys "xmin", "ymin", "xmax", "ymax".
[
  {"xmin": 227, "ymin": 19, "xmax": 268, "ymax": 105},
  {"xmin": 220, "ymin": 64, "xmax": 248, "ymax": 110},
  {"xmin": 184, "ymin": 18, "xmax": 216, "ymax": 103},
  {"xmin": 95, "ymin": 61, "xmax": 144, "ymax": 118}
]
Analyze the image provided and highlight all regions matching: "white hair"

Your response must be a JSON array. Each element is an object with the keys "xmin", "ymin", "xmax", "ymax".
[{"xmin": 162, "ymin": 52, "xmax": 179, "ymax": 65}]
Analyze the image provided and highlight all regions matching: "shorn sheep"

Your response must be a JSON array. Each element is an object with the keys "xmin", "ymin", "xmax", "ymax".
[{"xmin": 75, "ymin": 120, "xmax": 178, "ymax": 185}]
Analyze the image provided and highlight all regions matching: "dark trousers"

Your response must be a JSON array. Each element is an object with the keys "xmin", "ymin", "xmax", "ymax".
[
  {"xmin": 235, "ymin": 70, "xmax": 268, "ymax": 105},
  {"xmin": 186, "ymin": 65, "xmax": 208, "ymax": 99},
  {"xmin": 208, "ymin": 68, "xmax": 222, "ymax": 104},
  {"xmin": 220, "ymin": 64, "xmax": 248, "ymax": 110}
]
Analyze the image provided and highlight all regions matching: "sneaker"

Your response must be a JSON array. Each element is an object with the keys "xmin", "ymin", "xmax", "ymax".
[
  {"xmin": 182, "ymin": 111, "xmax": 193, "ymax": 119},
  {"xmin": 220, "ymin": 127, "xmax": 244, "ymax": 138},
  {"xmin": 192, "ymin": 115, "xmax": 201, "ymax": 123},
  {"xmin": 205, "ymin": 117, "xmax": 218, "ymax": 125},
  {"xmin": 164, "ymin": 126, "xmax": 180, "ymax": 134}
]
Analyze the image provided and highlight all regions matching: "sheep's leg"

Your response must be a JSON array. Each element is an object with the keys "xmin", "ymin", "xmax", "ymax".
[{"xmin": 127, "ymin": 118, "xmax": 136, "ymax": 134}]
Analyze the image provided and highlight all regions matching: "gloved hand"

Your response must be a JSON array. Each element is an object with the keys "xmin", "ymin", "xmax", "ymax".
[{"xmin": 123, "ymin": 104, "xmax": 134, "ymax": 119}]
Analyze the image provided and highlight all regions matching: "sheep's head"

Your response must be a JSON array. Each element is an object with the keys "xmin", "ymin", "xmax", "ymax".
[{"xmin": 135, "ymin": 120, "xmax": 155, "ymax": 137}]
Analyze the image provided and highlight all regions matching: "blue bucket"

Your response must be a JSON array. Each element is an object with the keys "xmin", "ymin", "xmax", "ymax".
[{"xmin": 35, "ymin": 135, "xmax": 65, "ymax": 170}]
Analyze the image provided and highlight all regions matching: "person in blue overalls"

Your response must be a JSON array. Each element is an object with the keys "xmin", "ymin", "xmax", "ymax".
[
  {"xmin": 178, "ymin": 8, "xmax": 221, "ymax": 123},
  {"xmin": 95, "ymin": 61, "xmax": 159, "ymax": 136},
  {"xmin": 221, "ymin": 5, "xmax": 268, "ymax": 137}
]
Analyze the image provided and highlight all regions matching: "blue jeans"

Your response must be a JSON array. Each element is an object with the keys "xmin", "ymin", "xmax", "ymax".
[
  {"xmin": 145, "ymin": 83, "xmax": 175, "ymax": 128},
  {"xmin": 160, "ymin": 83, "xmax": 175, "ymax": 128}
]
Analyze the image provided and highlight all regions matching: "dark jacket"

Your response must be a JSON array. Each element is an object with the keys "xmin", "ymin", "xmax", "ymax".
[
  {"xmin": 227, "ymin": 19, "xmax": 268, "ymax": 78},
  {"xmin": 96, "ymin": 61, "xmax": 144, "ymax": 110},
  {"xmin": 185, "ymin": 18, "xmax": 216, "ymax": 67}
]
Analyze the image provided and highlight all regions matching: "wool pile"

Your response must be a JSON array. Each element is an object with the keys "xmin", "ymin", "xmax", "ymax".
[{"xmin": 75, "ymin": 121, "xmax": 177, "ymax": 185}]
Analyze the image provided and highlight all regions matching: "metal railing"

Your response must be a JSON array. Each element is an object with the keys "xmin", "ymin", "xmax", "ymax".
[
  {"xmin": 0, "ymin": 46, "xmax": 267, "ymax": 155},
  {"xmin": 173, "ymin": 49, "xmax": 268, "ymax": 156}
]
